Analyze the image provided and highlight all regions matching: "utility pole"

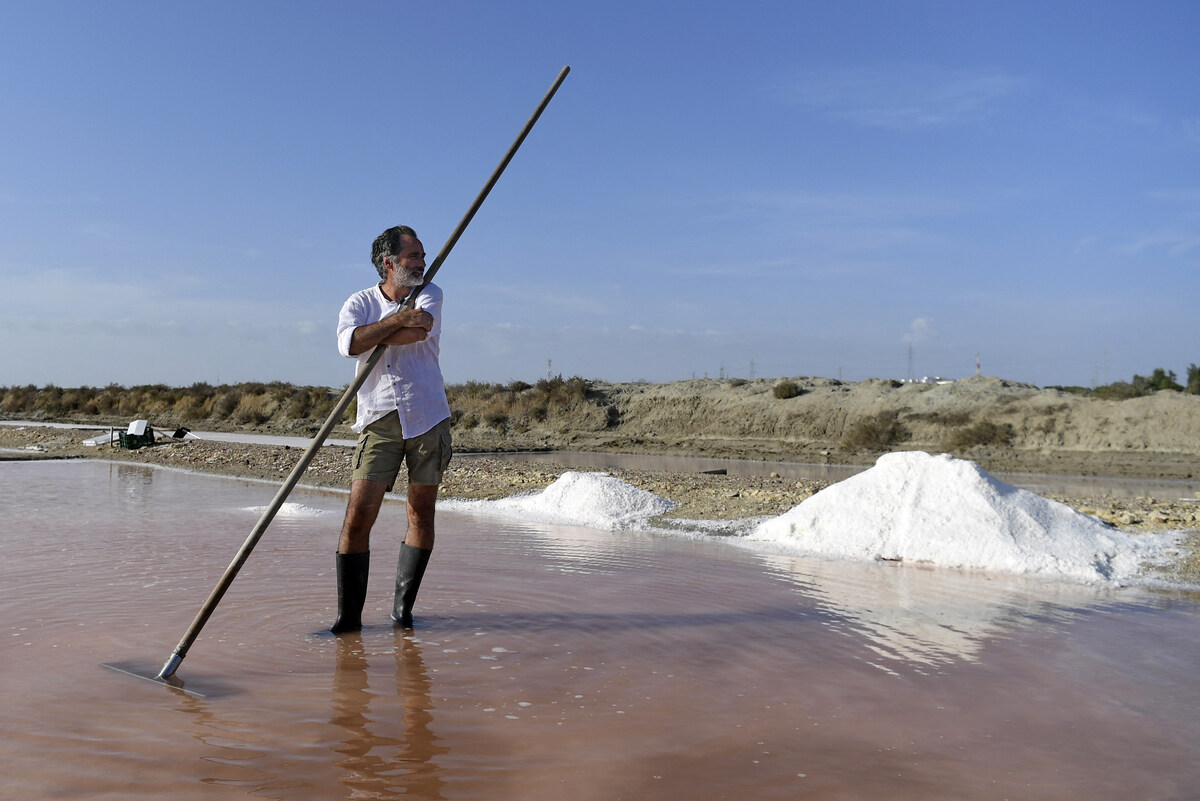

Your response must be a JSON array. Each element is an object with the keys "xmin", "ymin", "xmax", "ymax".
[
  {"xmin": 907, "ymin": 345, "xmax": 914, "ymax": 381},
  {"xmin": 976, "ymin": 350, "xmax": 981, "ymax": 377}
]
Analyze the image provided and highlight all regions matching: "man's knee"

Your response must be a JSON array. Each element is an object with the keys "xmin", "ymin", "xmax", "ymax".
[
  {"xmin": 406, "ymin": 484, "xmax": 439, "ymax": 519},
  {"xmin": 340, "ymin": 480, "xmax": 387, "ymax": 552}
]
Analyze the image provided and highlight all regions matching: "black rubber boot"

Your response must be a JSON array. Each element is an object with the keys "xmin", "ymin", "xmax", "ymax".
[
  {"xmin": 330, "ymin": 551, "xmax": 370, "ymax": 634},
  {"xmin": 392, "ymin": 544, "xmax": 433, "ymax": 628}
]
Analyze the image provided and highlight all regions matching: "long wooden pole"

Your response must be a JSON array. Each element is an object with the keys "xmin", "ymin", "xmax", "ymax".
[{"xmin": 157, "ymin": 66, "xmax": 570, "ymax": 680}]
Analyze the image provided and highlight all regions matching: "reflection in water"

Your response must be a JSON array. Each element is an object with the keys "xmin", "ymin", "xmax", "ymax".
[
  {"xmin": 174, "ymin": 694, "xmax": 305, "ymax": 798},
  {"xmin": 758, "ymin": 553, "xmax": 1100, "ymax": 671},
  {"xmin": 114, "ymin": 462, "xmax": 157, "ymax": 505},
  {"xmin": 331, "ymin": 634, "xmax": 446, "ymax": 799}
]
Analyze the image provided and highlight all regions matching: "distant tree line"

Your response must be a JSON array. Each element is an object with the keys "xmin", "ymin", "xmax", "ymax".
[
  {"xmin": 0, "ymin": 375, "xmax": 603, "ymax": 433},
  {"xmin": 0, "ymin": 381, "xmax": 348, "ymax": 426},
  {"xmin": 1049, "ymin": 364, "xmax": 1200, "ymax": 399}
]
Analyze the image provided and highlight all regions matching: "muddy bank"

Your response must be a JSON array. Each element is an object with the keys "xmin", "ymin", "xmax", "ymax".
[{"xmin": 3, "ymin": 423, "xmax": 1196, "ymax": 536}]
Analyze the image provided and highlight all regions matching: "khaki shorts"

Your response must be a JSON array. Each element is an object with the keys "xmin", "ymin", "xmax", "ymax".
[{"xmin": 351, "ymin": 413, "xmax": 453, "ymax": 489}]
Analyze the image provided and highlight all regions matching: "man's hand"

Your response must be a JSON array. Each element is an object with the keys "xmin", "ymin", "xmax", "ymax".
[
  {"xmin": 395, "ymin": 309, "xmax": 434, "ymax": 331},
  {"xmin": 348, "ymin": 308, "xmax": 435, "ymax": 354}
]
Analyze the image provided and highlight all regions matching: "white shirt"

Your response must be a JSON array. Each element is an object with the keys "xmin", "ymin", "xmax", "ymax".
[{"xmin": 337, "ymin": 282, "xmax": 451, "ymax": 436}]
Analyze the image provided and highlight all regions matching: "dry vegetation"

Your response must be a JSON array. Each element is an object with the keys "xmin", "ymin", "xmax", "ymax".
[
  {"xmin": 0, "ymin": 382, "xmax": 348, "ymax": 430},
  {"xmin": 446, "ymin": 375, "xmax": 604, "ymax": 435},
  {"xmin": 0, "ymin": 375, "xmax": 625, "ymax": 451},
  {"xmin": 3, "ymin": 372, "xmax": 1200, "ymax": 480}
]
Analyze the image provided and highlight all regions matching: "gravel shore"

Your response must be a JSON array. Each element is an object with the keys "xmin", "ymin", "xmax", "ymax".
[{"xmin": 4, "ymin": 423, "xmax": 1198, "ymax": 583}]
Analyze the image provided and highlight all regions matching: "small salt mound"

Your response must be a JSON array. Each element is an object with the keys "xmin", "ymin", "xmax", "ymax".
[
  {"xmin": 449, "ymin": 471, "xmax": 674, "ymax": 530},
  {"xmin": 750, "ymin": 451, "xmax": 1177, "ymax": 584},
  {"xmin": 244, "ymin": 502, "xmax": 329, "ymax": 518}
]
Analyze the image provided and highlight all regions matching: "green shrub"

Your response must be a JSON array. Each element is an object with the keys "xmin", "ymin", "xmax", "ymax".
[
  {"xmin": 212, "ymin": 392, "xmax": 240, "ymax": 418},
  {"xmin": 841, "ymin": 411, "xmax": 909, "ymax": 451},
  {"xmin": 773, "ymin": 380, "xmax": 802, "ymax": 400},
  {"xmin": 285, "ymin": 389, "xmax": 309, "ymax": 419},
  {"xmin": 482, "ymin": 409, "xmax": 508, "ymax": 432},
  {"xmin": 904, "ymin": 409, "xmax": 971, "ymax": 426},
  {"xmin": 1136, "ymin": 368, "xmax": 1183, "ymax": 392},
  {"xmin": 534, "ymin": 374, "xmax": 591, "ymax": 404},
  {"xmin": 949, "ymin": 421, "xmax": 1015, "ymax": 449},
  {"xmin": 1093, "ymin": 381, "xmax": 1147, "ymax": 401}
]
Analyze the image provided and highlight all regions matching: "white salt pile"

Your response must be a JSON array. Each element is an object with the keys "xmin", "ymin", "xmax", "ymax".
[
  {"xmin": 442, "ymin": 471, "xmax": 674, "ymax": 530},
  {"xmin": 749, "ymin": 451, "xmax": 1178, "ymax": 584},
  {"xmin": 243, "ymin": 502, "xmax": 330, "ymax": 518}
]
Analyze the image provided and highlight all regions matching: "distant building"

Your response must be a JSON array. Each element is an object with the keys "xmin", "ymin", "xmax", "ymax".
[{"xmin": 900, "ymin": 376, "xmax": 957, "ymax": 385}]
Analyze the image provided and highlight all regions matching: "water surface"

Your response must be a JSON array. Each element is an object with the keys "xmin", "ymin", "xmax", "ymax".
[{"xmin": 2, "ymin": 461, "xmax": 1199, "ymax": 799}]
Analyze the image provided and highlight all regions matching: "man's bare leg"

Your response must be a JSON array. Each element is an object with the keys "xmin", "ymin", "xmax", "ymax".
[
  {"xmin": 403, "ymin": 484, "xmax": 439, "ymax": 549},
  {"xmin": 339, "ymin": 479, "xmax": 389, "ymax": 554}
]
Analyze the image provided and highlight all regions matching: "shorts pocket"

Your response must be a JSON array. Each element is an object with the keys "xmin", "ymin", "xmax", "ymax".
[{"xmin": 438, "ymin": 429, "xmax": 453, "ymax": 473}]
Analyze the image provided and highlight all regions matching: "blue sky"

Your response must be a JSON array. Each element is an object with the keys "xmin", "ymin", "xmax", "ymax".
[{"xmin": 1, "ymin": 1, "xmax": 1196, "ymax": 390}]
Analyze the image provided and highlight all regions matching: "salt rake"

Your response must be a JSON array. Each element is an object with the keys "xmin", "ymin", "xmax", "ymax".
[{"xmin": 105, "ymin": 66, "xmax": 570, "ymax": 691}]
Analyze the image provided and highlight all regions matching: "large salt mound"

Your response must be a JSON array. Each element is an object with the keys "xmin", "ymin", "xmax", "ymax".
[
  {"xmin": 443, "ymin": 471, "xmax": 675, "ymax": 531},
  {"xmin": 749, "ymin": 451, "xmax": 1177, "ymax": 584}
]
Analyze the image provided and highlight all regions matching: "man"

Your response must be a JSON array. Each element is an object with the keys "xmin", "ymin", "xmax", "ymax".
[{"xmin": 329, "ymin": 225, "xmax": 452, "ymax": 633}]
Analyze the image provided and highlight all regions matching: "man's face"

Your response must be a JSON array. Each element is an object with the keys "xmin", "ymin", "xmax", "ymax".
[{"xmin": 386, "ymin": 236, "xmax": 426, "ymax": 289}]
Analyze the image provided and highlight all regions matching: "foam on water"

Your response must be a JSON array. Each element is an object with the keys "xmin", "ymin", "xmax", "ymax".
[
  {"xmin": 442, "ymin": 471, "xmax": 674, "ymax": 530},
  {"xmin": 748, "ymin": 451, "xmax": 1180, "ymax": 584},
  {"xmin": 243, "ymin": 502, "xmax": 330, "ymax": 518}
]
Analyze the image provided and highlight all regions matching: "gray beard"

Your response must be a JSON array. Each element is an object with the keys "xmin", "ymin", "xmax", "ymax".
[{"xmin": 392, "ymin": 268, "xmax": 423, "ymax": 289}]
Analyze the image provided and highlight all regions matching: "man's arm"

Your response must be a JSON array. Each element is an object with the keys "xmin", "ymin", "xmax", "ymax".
[{"xmin": 347, "ymin": 309, "xmax": 434, "ymax": 356}]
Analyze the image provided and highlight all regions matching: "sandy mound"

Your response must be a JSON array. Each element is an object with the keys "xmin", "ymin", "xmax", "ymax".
[{"xmin": 456, "ymin": 376, "xmax": 1200, "ymax": 479}]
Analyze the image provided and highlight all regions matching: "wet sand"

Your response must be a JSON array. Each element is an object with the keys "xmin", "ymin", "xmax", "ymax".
[{"xmin": 3, "ymin": 460, "xmax": 1200, "ymax": 800}]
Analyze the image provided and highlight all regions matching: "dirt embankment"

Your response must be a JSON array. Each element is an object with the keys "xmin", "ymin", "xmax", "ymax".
[
  {"xmin": 455, "ymin": 376, "xmax": 1200, "ymax": 481},
  {"xmin": 5, "ymin": 376, "xmax": 1200, "ymax": 480}
]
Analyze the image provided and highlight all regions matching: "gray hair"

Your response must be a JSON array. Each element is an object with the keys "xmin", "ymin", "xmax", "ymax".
[{"xmin": 371, "ymin": 225, "xmax": 419, "ymax": 280}]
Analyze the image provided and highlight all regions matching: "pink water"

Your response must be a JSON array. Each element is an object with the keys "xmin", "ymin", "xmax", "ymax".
[{"xmin": 2, "ymin": 460, "xmax": 1199, "ymax": 800}]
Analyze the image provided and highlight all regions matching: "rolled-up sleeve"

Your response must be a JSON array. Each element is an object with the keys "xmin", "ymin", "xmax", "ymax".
[{"xmin": 337, "ymin": 294, "xmax": 366, "ymax": 358}]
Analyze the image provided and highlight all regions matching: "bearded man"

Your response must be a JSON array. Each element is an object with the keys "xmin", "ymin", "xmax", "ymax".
[{"xmin": 329, "ymin": 225, "xmax": 452, "ymax": 633}]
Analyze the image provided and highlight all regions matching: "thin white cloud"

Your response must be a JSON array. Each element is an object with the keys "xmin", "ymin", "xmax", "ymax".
[
  {"xmin": 1142, "ymin": 187, "xmax": 1200, "ymax": 207},
  {"xmin": 902, "ymin": 317, "xmax": 937, "ymax": 345},
  {"xmin": 772, "ymin": 65, "xmax": 1027, "ymax": 130},
  {"xmin": 721, "ymin": 190, "xmax": 969, "ymax": 220},
  {"xmin": 460, "ymin": 281, "xmax": 621, "ymax": 318},
  {"xmin": 1119, "ymin": 230, "xmax": 1200, "ymax": 258},
  {"xmin": 665, "ymin": 189, "xmax": 965, "ymax": 276}
]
